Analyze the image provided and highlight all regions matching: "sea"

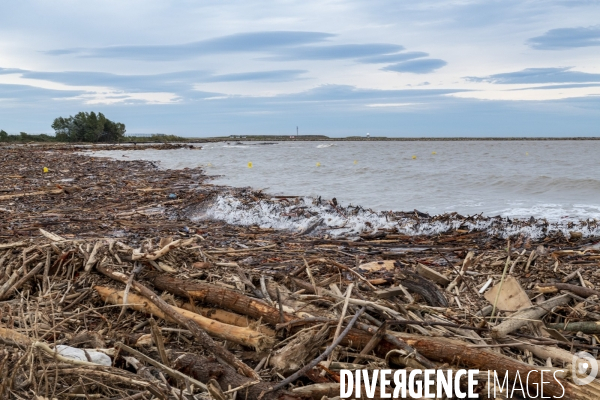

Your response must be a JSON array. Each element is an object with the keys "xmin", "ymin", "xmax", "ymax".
[{"xmin": 89, "ymin": 140, "xmax": 600, "ymax": 238}]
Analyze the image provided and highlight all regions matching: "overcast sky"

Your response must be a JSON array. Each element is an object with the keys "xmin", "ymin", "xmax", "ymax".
[{"xmin": 1, "ymin": 0, "xmax": 599, "ymax": 137}]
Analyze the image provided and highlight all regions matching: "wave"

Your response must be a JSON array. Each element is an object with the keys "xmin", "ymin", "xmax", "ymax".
[
  {"xmin": 195, "ymin": 192, "xmax": 600, "ymax": 239},
  {"xmin": 469, "ymin": 175, "xmax": 600, "ymax": 194},
  {"xmin": 316, "ymin": 144, "xmax": 335, "ymax": 148}
]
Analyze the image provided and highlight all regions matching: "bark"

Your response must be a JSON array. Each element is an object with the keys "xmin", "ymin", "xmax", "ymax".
[
  {"xmin": 491, "ymin": 294, "xmax": 571, "ymax": 339},
  {"xmin": 96, "ymin": 265, "xmax": 259, "ymax": 380},
  {"xmin": 545, "ymin": 321, "xmax": 600, "ymax": 334},
  {"xmin": 146, "ymin": 273, "xmax": 586, "ymax": 398},
  {"xmin": 178, "ymin": 302, "xmax": 276, "ymax": 336},
  {"xmin": 341, "ymin": 328, "xmax": 575, "ymax": 399},
  {"xmin": 95, "ymin": 286, "xmax": 273, "ymax": 350},
  {"xmin": 536, "ymin": 283, "xmax": 600, "ymax": 299},
  {"xmin": 148, "ymin": 272, "xmax": 294, "ymax": 326}
]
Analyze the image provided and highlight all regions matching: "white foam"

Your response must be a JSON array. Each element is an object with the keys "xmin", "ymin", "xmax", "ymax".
[{"xmin": 198, "ymin": 194, "xmax": 600, "ymax": 239}]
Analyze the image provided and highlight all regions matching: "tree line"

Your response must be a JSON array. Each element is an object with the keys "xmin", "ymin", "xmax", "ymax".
[{"xmin": 1, "ymin": 112, "xmax": 126, "ymax": 142}]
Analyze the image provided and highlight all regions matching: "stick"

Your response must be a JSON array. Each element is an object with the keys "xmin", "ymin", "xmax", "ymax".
[
  {"xmin": 325, "ymin": 283, "xmax": 354, "ymax": 366},
  {"xmin": 0, "ymin": 261, "xmax": 44, "ymax": 300},
  {"xmin": 491, "ymin": 294, "xmax": 571, "ymax": 339},
  {"xmin": 353, "ymin": 321, "xmax": 387, "ymax": 363}
]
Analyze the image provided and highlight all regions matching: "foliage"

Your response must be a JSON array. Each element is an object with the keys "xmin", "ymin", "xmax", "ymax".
[
  {"xmin": 0, "ymin": 131, "xmax": 62, "ymax": 142},
  {"xmin": 51, "ymin": 112, "xmax": 126, "ymax": 142},
  {"xmin": 126, "ymin": 134, "xmax": 186, "ymax": 143}
]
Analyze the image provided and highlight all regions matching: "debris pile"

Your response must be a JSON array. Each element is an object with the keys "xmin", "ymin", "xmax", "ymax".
[{"xmin": 1, "ymin": 144, "xmax": 600, "ymax": 399}]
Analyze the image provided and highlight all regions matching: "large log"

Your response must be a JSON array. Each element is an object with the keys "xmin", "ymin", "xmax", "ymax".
[
  {"xmin": 345, "ymin": 327, "xmax": 582, "ymax": 400},
  {"xmin": 148, "ymin": 272, "xmax": 293, "ymax": 326},
  {"xmin": 96, "ymin": 265, "xmax": 259, "ymax": 380},
  {"xmin": 95, "ymin": 286, "xmax": 274, "ymax": 350},
  {"xmin": 148, "ymin": 273, "xmax": 593, "ymax": 399}
]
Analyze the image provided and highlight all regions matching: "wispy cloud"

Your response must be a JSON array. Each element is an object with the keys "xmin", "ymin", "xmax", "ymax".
[
  {"xmin": 509, "ymin": 83, "xmax": 600, "ymax": 90},
  {"xmin": 358, "ymin": 51, "xmax": 428, "ymax": 64},
  {"xmin": 277, "ymin": 84, "xmax": 464, "ymax": 102},
  {"xmin": 382, "ymin": 59, "xmax": 447, "ymax": 74},
  {"xmin": 0, "ymin": 67, "xmax": 308, "ymax": 96},
  {"xmin": 527, "ymin": 26, "xmax": 600, "ymax": 50},
  {"xmin": 0, "ymin": 84, "xmax": 84, "ymax": 101},
  {"xmin": 264, "ymin": 43, "xmax": 404, "ymax": 61},
  {"xmin": 466, "ymin": 67, "xmax": 600, "ymax": 84},
  {"xmin": 205, "ymin": 70, "xmax": 307, "ymax": 82},
  {"xmin": 46, "ymin": 31, "xmax": 335, "ymax": 60}
]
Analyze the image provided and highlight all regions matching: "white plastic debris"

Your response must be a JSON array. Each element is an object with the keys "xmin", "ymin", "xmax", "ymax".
[{"xmin": 55, "ymin": 345, "xmax": 112, "ymax": 366}]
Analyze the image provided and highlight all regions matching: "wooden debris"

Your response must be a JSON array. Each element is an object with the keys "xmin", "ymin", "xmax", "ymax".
[{"xmin": 1, "ymin": 143, "xmax": 600, "ymax": 399}]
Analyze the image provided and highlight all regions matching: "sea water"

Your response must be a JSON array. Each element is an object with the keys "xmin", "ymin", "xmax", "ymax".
[{"xmin": 90, "ymin": 140, "xmax": 600, "ymax": 220}]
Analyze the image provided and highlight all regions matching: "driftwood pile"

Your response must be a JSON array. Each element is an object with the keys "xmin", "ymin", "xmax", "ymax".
[{"xmin": 1, "ymin": 144, "xmax": 600, "ymax": 399}]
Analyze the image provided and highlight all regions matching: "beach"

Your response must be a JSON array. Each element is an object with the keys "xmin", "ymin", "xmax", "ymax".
[{"xmin": 1, "ymin": 143, "xmax": 600, "ymax": 399}]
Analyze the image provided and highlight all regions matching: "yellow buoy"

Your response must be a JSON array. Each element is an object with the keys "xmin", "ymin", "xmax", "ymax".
[
  {"xmin": 432, "ymin": 151, "xmax": 437, "ymax": 155},
  {"xmin": 316, "ymin": 162, "xmax": 321, "ymax": 167},
  {"xmin": 43, "ymin": 167, "xmax": 49, "ymax": 173},
  {"xmin": 526, "ymin": 152, "xmax": 529, "ymax": 156},
  {"xmin": 412, "ymin": 155, "xmax": 417, "ymax": 160},
  {"xmin": 354, "ymin": 160, "xmax": 358, "ymax": 165},
  {"xmin": 247, "ymin": 162, "xmax": 253, "ymax": 168}
]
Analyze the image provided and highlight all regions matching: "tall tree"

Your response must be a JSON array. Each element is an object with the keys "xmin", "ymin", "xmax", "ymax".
[{"xmin": 51, "ymin": 112, "xmax": 126, "ymax": 142}]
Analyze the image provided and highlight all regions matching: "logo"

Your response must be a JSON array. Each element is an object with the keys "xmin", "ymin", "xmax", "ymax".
[{"xmin": 571, "ymin": 351, "xmax": 598, "ymax": 386}]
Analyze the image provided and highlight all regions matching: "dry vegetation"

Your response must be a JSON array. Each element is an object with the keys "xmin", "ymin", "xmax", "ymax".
[{"xmin": 1, "ymin": 144, "xmax": 600, "ymax": 399}]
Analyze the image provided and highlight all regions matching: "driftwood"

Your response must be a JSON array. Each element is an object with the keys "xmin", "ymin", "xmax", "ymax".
[
  {"xmin": 174, "ymin": 353, "xmax": 298, "ymax": 400},
  {"xmin": 491, "ymin": 294, "xmax": 571, "ymax": 339},
  {"xmin": 148, "ymin": 272, "xmax": 294, "ymax": 326},
  {"xmin": 178, "ymin": 302, "xmax": 276, "ymax": 336},
  {"xmin": 394, "ymin": 262, "xmax": 448, "ymax": 307},
  {"xmin": 536, "ymin": 282, "xmax": 600, "ymax": 298},
  {"xmin": 545, "ymin": 321, "xmax": 600, "ymax": 334},
  {"xmin": 2, "ymin": 144, "xmax": 600, "ymax": 399},
  {"xmin": 97, "ymin": 264, "xmax": 260, "ymax": 380},
  {"xmin": 95, "ymin": 286, "xmax": 274, "ymax": 350}
]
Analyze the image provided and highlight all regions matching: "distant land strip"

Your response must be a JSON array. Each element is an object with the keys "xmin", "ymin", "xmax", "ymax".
[{"xmin": 3, "ymin": 135, "xmax": 600, "ymax": 145}]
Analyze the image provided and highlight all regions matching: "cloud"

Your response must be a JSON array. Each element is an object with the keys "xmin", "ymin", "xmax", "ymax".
[
  {"xmin": 0, "ymin": 68, "xmax": 24, "ymax": 75},
  {"xmin": 0, "ymin": 84, "xmax": 84, "ymax": 101},
  {"xmin": 46, "ymin": 31, "xmax": 334, "ymax": 60},
  {"xmin": 358, "ymin": 51, "xmax": 428, "ymax": 64},
  {"xmin": 0, "ymin": 67, "xmax": 307, "ymax": 95},
  {"xmin": 510, "ymin": 83, "xmax": 600, "ymax": 90},
  {"xmin": 382, "ymin": 59, "xmax": 447, "ymax": 74},
  {"xmin": 275, "ymin": 84, "xmax": 464, "ymax": 102},
  {"xmin": 466, "ymin": 67, "xmax": 600, "ymax": 84},
  {"xmin": 205, "ymin": 70, "xmax": 307, "ymax": 82},
  {"xmin": 264, "ymin": 43, "xmax": 404, "ymax": 61},
  {"xmin": 527, "ymin": 25, "xmax": 600, "ymax": 49}
]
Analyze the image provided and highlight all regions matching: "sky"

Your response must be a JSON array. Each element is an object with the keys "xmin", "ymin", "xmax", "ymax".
[{"xmin": 0, "ymin": 0, "xmax": 599, "ymax": 137}]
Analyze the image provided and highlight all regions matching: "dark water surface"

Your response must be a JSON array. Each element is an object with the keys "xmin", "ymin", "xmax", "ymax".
[{"xmin": 91, "ymin": 140, "xmax": 600, "ymax": 222}]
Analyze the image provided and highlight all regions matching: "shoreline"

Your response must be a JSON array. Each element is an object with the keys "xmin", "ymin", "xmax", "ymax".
[
  {"xmin": 2, "ymin": 144, "xmax": 600, "ymax": 399},
  {"xmin": 2, "ymin": 142, "xmax": 597, "ymax": 242},
  {"xmin": 2, "ymin": 136, "xmax": 600, "ymax": 146}
]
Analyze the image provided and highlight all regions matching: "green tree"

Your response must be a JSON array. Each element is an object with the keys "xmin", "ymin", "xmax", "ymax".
[
  {"xmin": 51, "ymin": 112, "xmax": 126, "ymax": 142},
  {"xmin": 0, "ymin": 130, "xmax": 7, "ymax": 142}
]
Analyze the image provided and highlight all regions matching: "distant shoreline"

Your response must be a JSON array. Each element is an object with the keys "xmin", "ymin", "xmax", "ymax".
[
  {"xmin": 205, "ymin": 136, "xmax": 600, "ymax": 142},
  {"xmin": 2, "ymin": 135, "xmax": 599, "ymax": 145}
]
